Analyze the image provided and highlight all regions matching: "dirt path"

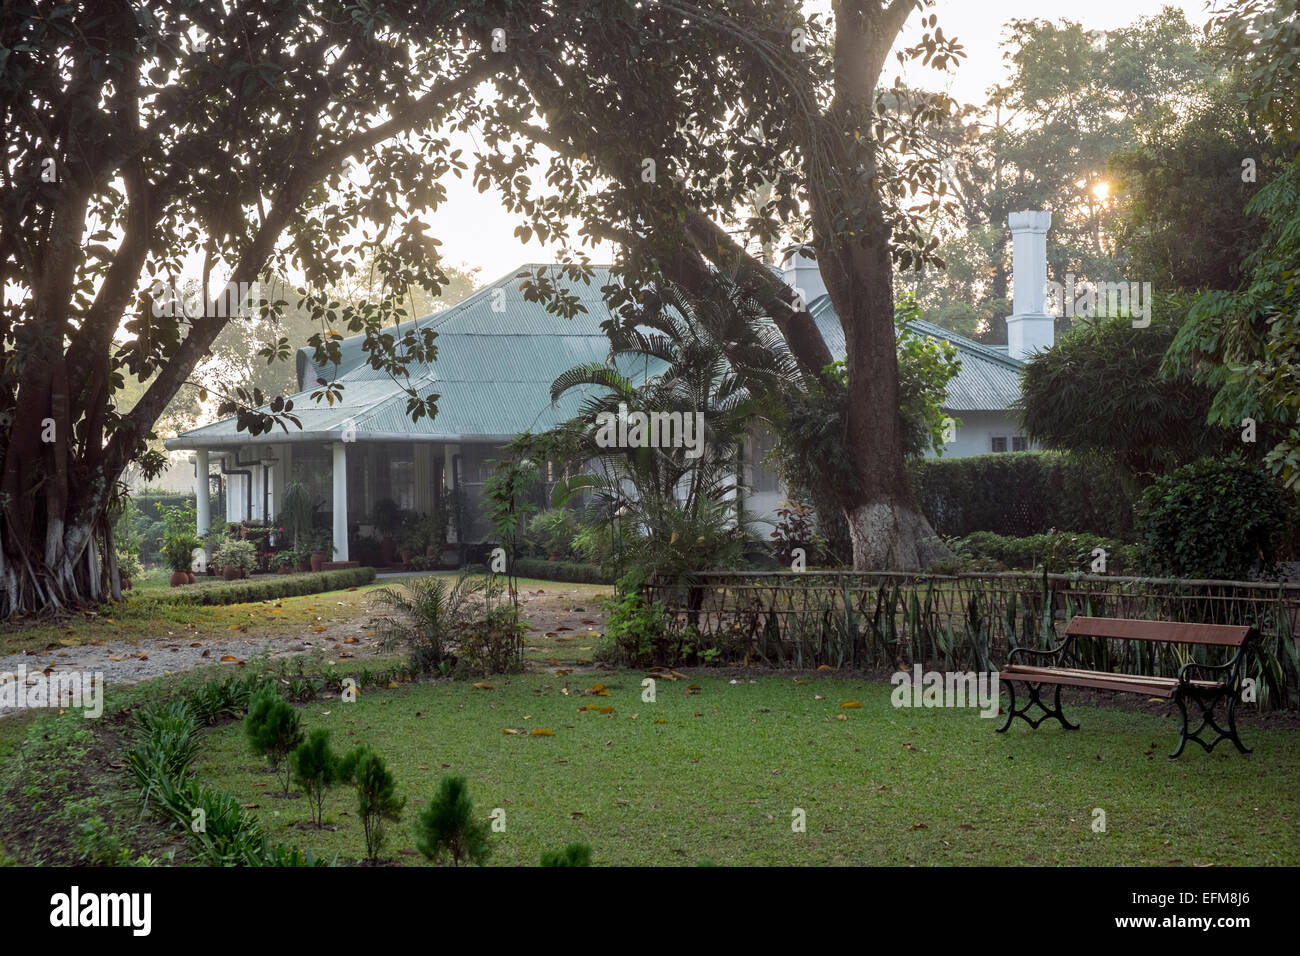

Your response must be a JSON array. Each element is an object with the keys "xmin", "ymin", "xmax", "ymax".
[
  {"xmin": 0, "ymin": 580, "xmax": 613, "ymax": 717},
  {"xmin": 0, "ymin": 617, "xmax": 384, "ymax": 718}
]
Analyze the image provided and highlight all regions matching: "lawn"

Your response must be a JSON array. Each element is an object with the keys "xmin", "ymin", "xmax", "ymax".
[{"xmin": 194, "ymin": 672, "xmax": 1300, "ymax": 866}]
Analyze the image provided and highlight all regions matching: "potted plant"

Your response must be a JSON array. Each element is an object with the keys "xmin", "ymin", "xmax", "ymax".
[
  {"xmin": 115, "ymin": 549, "xmax": 141, "ymax": 590},
  {"xmin": 270, "ymin": 551, "xmax": 297, "ymax": 575},
  {"xmin": 529, "ymin": 508, "xmax": 575, "ymax": 561},
  {"xmin": 163, "ymin": 532, "xmax": 200, "ymax": 586},
  {"xmin": 213, "ymin": 538, "xmax": 257, "ymax": 580},
  {"xmin": 309, "ymin": 528, "xmax": 332, "ymax": 572},
  {"xmin": 397, "ymin": 512, "xmax": 427, "ymax": 565},
  {"xmin": 372, "ymin": 498, "xmax": 402, "ymax": 565}
]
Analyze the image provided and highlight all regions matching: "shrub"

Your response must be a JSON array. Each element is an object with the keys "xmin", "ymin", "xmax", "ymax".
[
  {"xmin": 456, "ymin": 603, "xmax": 526, "ymax": 677},
  {"xmin": 159, "ymin": 567, "xmax": 376, "ymax": 605},
  {"xmin": 769, "ymin": 500, "xmax": 822, "ymax": 566},
  {"xmin": 601, "ymin": 571, "xmax": 671, "ymax": 666},
  {"xmin": 540, "ymin": 843, "xmax": 592, "ymax": 867},
  {"xmin": 291, "ymin": 729, "xmax": 340, "ymax": 827},
  {"xmin": 1135, "ymin": 457, "xmax": 1292, "ymax": 579},
  {"xmin": 370, "ymin": 574, "xmax": 484, "ymax": 675},
  {"xmin": 528, "ymin": 508, "xmax": 577, "ymax": 558},
  {"xmin": 952, "ymin": 530, "xmax": 1139, "ymax": 574},
  {"xmin": 244, "ymin": 688, "xmax": 303, "ymax": 794},
  {"xmin": 413, "ymin": 775, "xmax": 492, "ymax": 867},
  {"xmin": 339, "ymin": 745, "xmax": 405, "ymax": 863},
  {"xmin": 212, "ymin": 537, "xmax": 257, "ymax": 575},
  {"xmin": 115, "ymin": 549, "xmax": 142, "ymax": 582},
  {"xmin": 909, "ymin": 451, "xmax": 1136, "ymax": 539},
  {"xmin": 512, "ymin": 558, "xmax": 613, "ymax": 585}
]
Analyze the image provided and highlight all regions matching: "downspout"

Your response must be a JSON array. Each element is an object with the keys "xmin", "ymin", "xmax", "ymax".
[{"xmin": 219, "ymin": 453, "xmax": 259, "ymax": 524}]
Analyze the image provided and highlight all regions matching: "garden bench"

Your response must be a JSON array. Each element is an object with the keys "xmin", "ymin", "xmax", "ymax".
[{"xmin": 996, "ymin": 616, "xmax": 1256, "ymax": 758}]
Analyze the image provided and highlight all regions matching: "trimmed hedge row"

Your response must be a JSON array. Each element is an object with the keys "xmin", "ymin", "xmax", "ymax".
[
  {"xmin": 163, "ymin": 567, "xmax": 376, "ymax": 605},
  {"xmin": 952, "ymin": 530, "xmax": 1140, "ymax": 574},
  {"xmin": 910, "ymin": 451, "xmax": 1136, "ymax": 539},
  {"xmin": 512, "ymin": 558, "xmax": 614, "ymax": 585}
]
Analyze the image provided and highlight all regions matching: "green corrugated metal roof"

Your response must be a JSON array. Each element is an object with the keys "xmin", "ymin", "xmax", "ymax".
[
  {"xmin": 166, "ymin": 265, "xmax": 1019, "ymax": 451},
  {"xmin": 806, "ymin": 296, "xmax": 1024, "ymax": 412}
]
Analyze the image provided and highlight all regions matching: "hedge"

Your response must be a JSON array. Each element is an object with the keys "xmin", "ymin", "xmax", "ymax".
[
  {"xmin": 161, "ymin": 567, "xmax": 376, "ymax": 605},
  {"xmin": 512, "ymin": 558, "xmax": 614, "ymax": 585},
  {"xmin": 909, "ymin": 451, "xmax": 1135, "ymax": 539},
  {"xmin": 952, "ymin": 530, "xmax": 1139, "ymax": 574}
]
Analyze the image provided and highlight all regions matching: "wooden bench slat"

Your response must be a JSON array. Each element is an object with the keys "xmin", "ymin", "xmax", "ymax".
[
  {"xmin": 1003, "ymin": 664, "xmax": 1223, "ymax": 695},
  {"xmin": 999, "ymin": 669, "xmax": 1181, "ymax": 697},
  {"xmin": 1064, "ymin": 616, "xmax": 1251, "ymax": 646}
]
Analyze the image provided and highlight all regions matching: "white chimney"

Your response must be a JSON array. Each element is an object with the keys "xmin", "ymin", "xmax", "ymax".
[
  {"xmin": 1005, "ymin": 210, "xmax": 1053, "ymax": 362},
  {"xmin": 781, "ymin": 248, "xmax": 827, "ymax": 309}
]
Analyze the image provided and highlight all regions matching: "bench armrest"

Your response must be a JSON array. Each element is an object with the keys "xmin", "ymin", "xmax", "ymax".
[
  {"xmin": 1177, "ymin": 652, "xmax": 1241, "ymax": 686},
  {"xmin": 1007, "ymin": 638, "xmax": 1070, "ymax": 667}
]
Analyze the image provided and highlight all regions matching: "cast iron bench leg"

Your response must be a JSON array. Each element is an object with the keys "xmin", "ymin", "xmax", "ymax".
[{"xmin": 997, "ymin": 680, "xmax": 1079, "ymax": 732}]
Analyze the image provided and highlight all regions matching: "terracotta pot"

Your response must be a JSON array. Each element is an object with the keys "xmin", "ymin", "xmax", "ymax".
[
  {"xmin": 223, "ymin": 565, "xmax": 239, "ymax": 581},
  {"xmin": 169, "ymin": 570, "xmax": 189, "ymax": 587},
  {"xmin": 186, "ymin": 571, "xmax": 196, "ymax": 584},
  {"xmin": 379, "ymin": 538, "xmax": 397, "ymax": 566},
  {"xmin": 310, "ymin": 550, "xmax": 325, "ymax": 572}
]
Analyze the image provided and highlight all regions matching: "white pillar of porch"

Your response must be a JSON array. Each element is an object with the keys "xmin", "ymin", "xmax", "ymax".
[
  {"xmin": 332, "ymin": 441, "xmax": 349, "ymax": 562},
  {"xmin": 195, "ymin": 449, "xmax": 211, "ymax": 539}
]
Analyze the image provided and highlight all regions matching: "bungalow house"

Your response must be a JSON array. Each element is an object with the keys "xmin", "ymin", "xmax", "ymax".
[{"xmin": 164, "ymin": 211, "xmax": 1054, "ymax": 562}]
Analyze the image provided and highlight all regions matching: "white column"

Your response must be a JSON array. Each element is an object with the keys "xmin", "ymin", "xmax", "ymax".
[
  {"xmin": 332, "ymin": 441, "xmax": 349, "ymax": 562},
  {"xmin": 195, "ymin": 449, "xmax": 211, "ymax": 539},
  {"xmin": 1006, "ymin": 210, "xmax": 1054, "ymax": 362}
]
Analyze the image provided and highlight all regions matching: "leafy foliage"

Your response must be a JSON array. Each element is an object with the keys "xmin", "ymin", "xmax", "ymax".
[
  {"xmin": 909, "ymin": 451, "xmax": 1136, "ymax": 539},
  {"xmin": 413, "ymin": 775, "xmax": 492, "ymax": 867},
  {"xmin": 1135, "ymin": 457, "xmax": 1292, "ymax": 580},
  {"xmin": 1018, "ymin": 295, "xmax": 1240, "ymax": 482}
]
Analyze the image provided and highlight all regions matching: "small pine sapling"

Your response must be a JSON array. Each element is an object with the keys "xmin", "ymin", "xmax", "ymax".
[
  {"xmin": 338, "ymin": 745, "xmax": 404, "ymax": 863},
  {"xmin": 244, "ymin": 688, "xmax": 304, "ymax": 795},
  {"xmin": 290, "ymin": 729, "xmax": 340, "ymax": 826},
  {"xmin": 540, "ymin": 842, "xmax": 592, "ymax": 866},
  {"xmin": 413, "ymin": 774, "xmax": 493, "ymax": 866}
]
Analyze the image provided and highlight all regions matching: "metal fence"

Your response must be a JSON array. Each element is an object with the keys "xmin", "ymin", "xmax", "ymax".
[{"xmin": 644, "ymin": 571, "xmax": 1300, "ymax": 708}]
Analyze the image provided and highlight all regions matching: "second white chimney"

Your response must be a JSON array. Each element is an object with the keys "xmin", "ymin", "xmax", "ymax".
[
  {"xmin": 1005, "ymin": 210, "xmax": 1054, "ymax": 362},
  {"xmin": 781, "ymin": 248, "xmax": 828, "ymax": 308}
]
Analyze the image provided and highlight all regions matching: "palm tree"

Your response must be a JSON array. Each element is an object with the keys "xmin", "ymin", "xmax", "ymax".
[{"xmin": 548, "ymin": 270, "xmax": 801, "ymax": 589}]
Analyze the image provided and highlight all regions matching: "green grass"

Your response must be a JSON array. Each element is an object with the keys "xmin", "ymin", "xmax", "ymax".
[{"xmin": 194, "ymin": 673, "xmax": 1300, "ymax": 866}]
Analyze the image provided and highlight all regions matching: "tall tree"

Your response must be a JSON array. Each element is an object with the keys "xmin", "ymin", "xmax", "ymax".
[
  {"xmin": 0, "ymin": 0, "xmax": 528, "ymax": 616},
  {"xmin": 478, "ymin": 0, "xmax": 965, "ymax": 568}
]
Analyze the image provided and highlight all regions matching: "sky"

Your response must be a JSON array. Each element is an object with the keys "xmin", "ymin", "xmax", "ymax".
[{"xmin": 424, "ymin": 0, "xmax": 1213, "ymax": 284}]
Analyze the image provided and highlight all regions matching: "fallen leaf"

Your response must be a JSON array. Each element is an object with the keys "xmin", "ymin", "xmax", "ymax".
[
  {"xmin": 654, "ymin": 719, "xmax": 667, "ymax": 724},
  {"xmin": 529, "ymin": 728, "xmax": 555, "ymax": 737},
  {"xmin": 473, "ymin": 682, "xmax": 494, "ymax": 690},
  {"xmin": 840, "ymin": 701, "xmax": 862, "ymax": 709},
  {"xmin": 817, "ymin": 664, "xmax": 835, "ymax": 671},
  {"xmin": 598, "ymin": 706, "xmax": 614, "ymax": 714}
]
